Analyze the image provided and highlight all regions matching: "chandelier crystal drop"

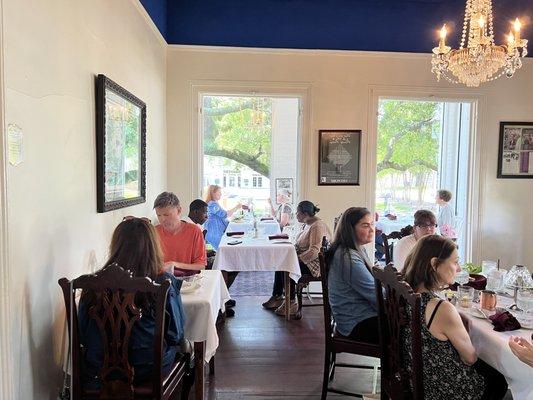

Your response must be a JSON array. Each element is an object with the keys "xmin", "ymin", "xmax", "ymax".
[{"xmin": 431, "ymin": 0, "xmax": 528, "ymax": 87}]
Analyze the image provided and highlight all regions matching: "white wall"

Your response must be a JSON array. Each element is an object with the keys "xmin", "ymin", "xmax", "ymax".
[
  {"xmin": 2, "ymin": 0, "xmax": 167, "ymax": 397},
  {"xmin": 166, "ymin": 47, "xmax": 533, "ymax": 271}
]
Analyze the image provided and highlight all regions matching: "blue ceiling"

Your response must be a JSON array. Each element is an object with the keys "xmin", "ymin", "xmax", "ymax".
[{"xmin": 140, "ymin": 0, "xmax": 533, "ymax": 54}]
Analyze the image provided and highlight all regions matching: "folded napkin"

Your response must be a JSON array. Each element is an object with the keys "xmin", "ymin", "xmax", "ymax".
[
  {"xmin": 450, "ymin": 274, "xmax": 487, "ymax": 291},
  {"xmin": 226, "ymin": 231, "xmax": 245, "ymax": 237},
  {"xmin": 489, "ymin": 311, "xmax": 521, "ymax": 332},
  {"xmin": 268, "ymin": 234, "xmax": 289, "ymax": 240},
  {"xmin": 260, "ymin": 217, "xmax": 274, "ymax": 221},
  {"xmin": 174, "ymin": 268, "xmax": 199, "ymax": 278}
]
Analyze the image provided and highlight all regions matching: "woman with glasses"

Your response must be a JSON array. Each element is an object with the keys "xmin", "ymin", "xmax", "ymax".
[
  {"xmin": 393, "ymin": 210, "xmax": 437, "ymax": 271},
  {"xmin": 327, "ymin": 207, "xmax": 379, "ymax": 343}
]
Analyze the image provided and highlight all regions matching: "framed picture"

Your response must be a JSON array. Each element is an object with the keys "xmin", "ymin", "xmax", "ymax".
[
  {"xmin": 497, "ymin": 122, "xmax": 533, "ymax": 179},
  {"xmin": 318, "ymin": 130, "xmax": 361, "ymax": 186},
  {"xmin": 275, "ymin": 178, "xmax": 294, "ymax": 204},
  {"xmin": 96, "ymin": 74, "xmax": 146, "ymax": 212}
]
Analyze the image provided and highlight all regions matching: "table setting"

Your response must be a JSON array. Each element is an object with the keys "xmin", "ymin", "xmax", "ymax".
[
  {"xmin": 212, "ymin": 229, "xmax": 301, "ymax": 320},
  {"xmin": 441, "ymin": 263, "xmax": 533, "ymax": 399}
]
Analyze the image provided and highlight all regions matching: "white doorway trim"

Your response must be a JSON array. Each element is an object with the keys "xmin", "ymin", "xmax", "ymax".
[
  {"xmin": 188, "ymin": 80, "xmax": 312, "ymax": 200},
  {"xmin": 0, "ymin": 0, "xmax": 14, "ymax": 396},
  {"xmin": 367, "ymin": 85, "xmax": 487, "ymax": 262}
]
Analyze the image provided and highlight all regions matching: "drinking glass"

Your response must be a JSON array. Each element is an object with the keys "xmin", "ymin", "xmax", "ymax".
[
  {"xmin": 455, "ymin": 269, "xmax": 470, "ymax": 285},
  {"xmin": 486, "ymin": 269, "xmax": 507, "ymax": 292},
  {"xmin": 516, "ymin": 290, "xmax": 533, "ymax": 327},
  {"xmin": 458, "ymin": 285, "xmax": 474, "ymax": 308},
  {"xmin": 481, "ymin": 260, "xmax": 497, "ymax": 276}
]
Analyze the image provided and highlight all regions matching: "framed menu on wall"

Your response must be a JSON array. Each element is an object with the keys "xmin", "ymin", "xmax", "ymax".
[
  {"xmin": 498, "ymin": 122, "xmax": 533, "ymax": 179},
  {"xmin": 318, "ymin": 130, "xmax": 361, "ymax": 186}
]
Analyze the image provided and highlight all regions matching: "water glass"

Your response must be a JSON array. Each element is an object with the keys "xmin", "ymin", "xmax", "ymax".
[
  {"xmin": 455, "ymin": 269, "xmax": 470, "ymax": 285},
  {"xmin": 458, "ymin": 285, "xmax": 474, "ymax": 308},
  {"xmin": 486, "ymin": 269, "xmax": 507, "ymax": 291},
  {"xmin": 481, "ymin": 260, "xmax": 497, "ymax": 276}
]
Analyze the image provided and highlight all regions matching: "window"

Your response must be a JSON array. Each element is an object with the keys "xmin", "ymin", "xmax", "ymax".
[
  {"xmin": 375, "ymin": 99, "xmax": 472, "ymax": 260},
  {"xmin": 201, "ymin": 94, "xmax": 300, "ymax": 214}
]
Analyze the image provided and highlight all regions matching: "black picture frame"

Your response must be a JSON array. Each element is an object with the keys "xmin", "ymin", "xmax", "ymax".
[
  {"xmin": 96, "ymin": 74, "xmax": 146, "ymax": 212},
  {"xmin": 497, "ymin": 121, "xmax": 533, "ymax": 179},
  {"xmin": 318, "ymin": 130, "xmax": 361, "ymax": 186}
]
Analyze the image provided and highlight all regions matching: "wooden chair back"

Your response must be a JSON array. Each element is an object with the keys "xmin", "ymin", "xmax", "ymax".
[
  {"xmin": 58, "ymin": 263, "xmax": 170, "ymax": 399},
  {"xmin": 373, "ymin": 264, "xmax": 424, "ymax": 400},
  {"xmin": 382, "ymin": 225, "xmax": 413, "ymax": 264},
  {"xmin": 318, "ymin": 236, "xmax": 334, "ymax": 339}
]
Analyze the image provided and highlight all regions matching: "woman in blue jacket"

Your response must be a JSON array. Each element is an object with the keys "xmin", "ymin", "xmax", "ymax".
[
  {"xmin": 203, "ymin": 184, "xmax": 241, "ymax": 250},
  {"xmin": 78, "ymin": 217, "xmax": 186, "ymax": 390}
]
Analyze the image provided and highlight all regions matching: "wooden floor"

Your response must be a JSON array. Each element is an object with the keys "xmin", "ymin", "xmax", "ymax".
[{"xmin": 201, "ymin": 296, "xmax": 380, "ymax": 399}]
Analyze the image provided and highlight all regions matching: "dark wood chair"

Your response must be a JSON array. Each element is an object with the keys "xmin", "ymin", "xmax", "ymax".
[
  {"xmin": 58, "ymin": 263, "xmax": 193, "ymax": 400},
  {"xmin": 333, "ymin": 213, "xmax": 343, "ymax": 233},
  {"xmin": 373, "ymin": 264, "xmax": 424, "ymax": 400},
  {"xmin": 320, "ymin": 237, "xmax": 381, "ymax": 399},
  {"xmin": 381, "ymin": 225, "xmax": 413, "ymax": 265},
  {"xmin": 295, "ymin": 273, "xmax": 322, "ymax": 320}
]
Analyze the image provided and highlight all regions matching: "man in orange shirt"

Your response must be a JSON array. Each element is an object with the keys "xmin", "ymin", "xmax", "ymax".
[{"xmin": 153, "ymin": 192, "xmax": 206, "ymax": 276}]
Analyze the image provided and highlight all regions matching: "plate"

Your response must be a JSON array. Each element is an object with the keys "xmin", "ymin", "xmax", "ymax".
[{"xmin": 180, "ymin": 282, "xmax": 201, "ymax": 294}]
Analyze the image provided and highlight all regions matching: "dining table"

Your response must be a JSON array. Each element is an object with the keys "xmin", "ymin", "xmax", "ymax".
[
  {"xmin": 458, "ymin": 296, "xmax": 533, "ymax": 400},
  {"xmin": 180, "ymin": 269, "xmax": 231, "ymax": 400},
  {"xmin": 212, "ymin": 233, "xmax": 301, "ymax": 320}
]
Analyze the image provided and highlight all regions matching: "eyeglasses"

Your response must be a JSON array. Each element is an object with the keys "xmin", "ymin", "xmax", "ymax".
[
  {"xmin": 416, "ymin": 223, "xmax": 437, "ymax": 229},
  {"xmin": 123, "ymin": 216, "xmax": 151, "ymax": 224}
]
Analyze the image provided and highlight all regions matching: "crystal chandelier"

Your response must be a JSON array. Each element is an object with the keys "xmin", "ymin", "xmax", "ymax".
[{"xmin": 431, "ymin": 0, "xmax": 528, "ymax": 87}]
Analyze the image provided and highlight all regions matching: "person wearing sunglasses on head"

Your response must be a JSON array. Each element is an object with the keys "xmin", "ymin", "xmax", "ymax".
[{"xmin": 393, "ymin": 209, "xmax": 437, "ymax": 271}]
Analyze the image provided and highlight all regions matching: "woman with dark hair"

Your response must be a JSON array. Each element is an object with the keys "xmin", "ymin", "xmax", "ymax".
[
  {"xmin": 327, "ymin": 207, "xmax": 379, "ymax": 343},
  {"xmin": 262, "ymin": 201, "xmax": 331, "ymax": 318},
  {"xmin": 394, "ymin": 209, "xmax": 437, "ymax": 271},
  {"xmin": 402, "ymin": 235, "xmax": 507, "ymax": 400},
  {"xmin": 78, "ymin": 218, "xmax": 186, "ymax": 390}
]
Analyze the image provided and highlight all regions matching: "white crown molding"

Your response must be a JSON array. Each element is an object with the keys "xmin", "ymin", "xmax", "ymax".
[
  {"xmin": 131, "ymin": 0, "xmax": 167, "ymax": 48},
  {"xmin": 168, "ymin": 44, "xmax": 435, "ymax": 59},
  {"xmin": 0, "ymin": 0, "xmax": 14, "ymax": 396}
]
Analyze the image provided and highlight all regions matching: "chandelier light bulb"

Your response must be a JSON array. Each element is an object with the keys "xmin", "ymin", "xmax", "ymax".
[
  {"xmin": 440, "ymin": 24, "xmax": 448, "ymax": 40},
  {"xmin": 478, "ymin": 15, "xmax": 486, "ymax": 28},
  {"xmin": 508, "ymin": 31, "xmax": 515, "ymax": 45}
]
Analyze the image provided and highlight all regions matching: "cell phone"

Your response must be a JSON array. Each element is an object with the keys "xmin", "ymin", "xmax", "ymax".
[{"xmin": 228, "ymin": 240, "xmax": 242, "ymax": 245}]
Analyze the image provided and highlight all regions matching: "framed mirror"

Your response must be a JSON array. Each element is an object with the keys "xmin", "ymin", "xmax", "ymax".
[{"xmin": 95, "ymin": 74, "xmax": 146, "ymax": 212}]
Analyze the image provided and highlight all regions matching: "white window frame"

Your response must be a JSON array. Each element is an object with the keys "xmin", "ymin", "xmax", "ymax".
[
  {"xmin": 189, "ymin": 81, "xmax": 311, "ymax": 206},
  {"xmin": 368, "ymin": 85, "xmax": 485, "ymax": 262}
]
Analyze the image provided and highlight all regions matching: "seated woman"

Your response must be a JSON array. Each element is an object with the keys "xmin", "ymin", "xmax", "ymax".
[
  {"xmin": 393, "ymin": 209, "xmax": 437, "ymax": 271},
  {"xmin": 262, "ymin": 201, "xmax": 332, "ymax": 318},
  {"xmin": 267, "ymin": 189, "xmax": 294, "ymax": 229},
  {"xmin": 402, "ymin": 235, "xmax": 507, "ymax": 400},
  {"xmin": 78, "ymin": 218, "xmax": 186, "ymax": 390},
  {"xmin": 203, "ymin": 184, "xmax": 241, "ymax": 250},
  {"xmin": 327, "ymin": 207, "xmax": 379, "ymax": 343}
]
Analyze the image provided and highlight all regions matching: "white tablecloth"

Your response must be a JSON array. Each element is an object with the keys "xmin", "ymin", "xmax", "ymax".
[
  {"xmin": 180, "ymin": 270, "xmax": 231, "ymax": 362},
  {"xmin": 460, "ymin": 299, "xmax": 533, "ymax": 400},
  {"xmin": 212, "ymin": 235, "xmax": 301, "ymax": 282},
  {"xmin": 227, "ymin": 219, "xmax": 281, "ymax": 236}
]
